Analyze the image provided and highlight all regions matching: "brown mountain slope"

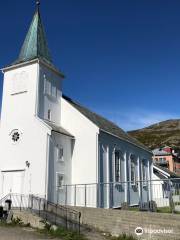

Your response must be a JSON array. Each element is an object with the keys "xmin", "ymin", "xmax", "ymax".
[{"xmin": 128, "ymin": 119, "xmax": 180, "ymax": 150}]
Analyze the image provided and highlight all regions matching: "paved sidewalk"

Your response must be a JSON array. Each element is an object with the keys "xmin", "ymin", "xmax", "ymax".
[{"xmin": 0, "ymin": 226, "xmax": 58, "ymax": 240}]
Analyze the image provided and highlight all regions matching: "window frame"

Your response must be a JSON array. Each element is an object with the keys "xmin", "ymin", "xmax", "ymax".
[
  {"xmin": 56, "ymin": 145, "xmax": 64, "ymax": 162},
  {"xmin": 130, "ymin": 154, "xmax": 137, "ymax": 186},
  {"xmin": 141, "ymin": 159, "xmax": 147, "ymax": 186},
  {"xmin": 47, "ymin": 109, "xmax": 51, "ymax": 121},
  {"xmin": 44, "ymin": 74, "xmax": 57, "ymax": 99},
  {"xmin": 114, "ymin": 150, "xmax": 123, "ymax": 183},
  {"xmin": 56, "ymin": 173, "xmax": 64, "ymax": 190},
  {"xmin": 51, "ymin": 85, "xmax": 57, "ymax": 99},
  {"xmin": 44, "ymin": 75, "xmax": 52, "ymax": 96}
]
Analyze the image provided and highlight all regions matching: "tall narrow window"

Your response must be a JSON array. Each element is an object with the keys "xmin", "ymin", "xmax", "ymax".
[
  {"xmin": 115, "ymin": 150, "xmax": 123, "ymax": 182},
  {"xmin": 44, "ymin": 76, "xmax": 51, "ymax": 96},
  {"xmin": 51, "ymin": 85, "xmax": 57, "ymax": 98},
  {"xmin": 130, "ymin": 154, "xmax": 137, "ymax": 185},
  {"xmin": 56, "ymin": 173, "xmax": 64, "ymax": 189},
  {"xmin": 142, "ymin": 160, "xmax": 147, "ymax": 185},
  {"xmin": 48, "ymin": 109, "xmax": 51, "ymax": 121},
  {"xmin": 57, "ymin": 145, "xmax": 64, "ymax": 162}
]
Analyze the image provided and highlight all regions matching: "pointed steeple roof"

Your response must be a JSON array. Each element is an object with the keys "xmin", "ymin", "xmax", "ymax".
[{"xmin": 14, "ymin": 6, "xmax": 52, "ymax": 65}]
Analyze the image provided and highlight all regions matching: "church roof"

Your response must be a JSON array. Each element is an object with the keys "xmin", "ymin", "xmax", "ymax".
[
  {"xmin": 13, "ymin": 6, "xmax": 52, "ymax": 65},
  {"xmin": 63, "ymin": 95, "xmax": 152, "ymax": 153},
  {"xmin": 43, "ymin": 120, "xmax": 74, "ymax": 138}
]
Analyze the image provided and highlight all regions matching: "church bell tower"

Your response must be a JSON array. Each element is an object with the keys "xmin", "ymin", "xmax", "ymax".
[{"xmin": 0, "ymin": 2, "xmax": 64, "ymax": 198}]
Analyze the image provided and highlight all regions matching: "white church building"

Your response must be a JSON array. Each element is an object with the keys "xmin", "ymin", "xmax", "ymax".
[{"xmin": 0, "ymin": 4, "xmax": 153, "ymax": 208}]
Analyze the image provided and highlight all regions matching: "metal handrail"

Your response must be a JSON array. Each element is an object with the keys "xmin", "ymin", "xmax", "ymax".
[
  {"xmin": 0, "ymin": 194, "xmax": 11, "ymax": 205},
  {"xmin": 30, "ymin": 194, "xmax": 81, "ymax": 233},
  {"xmin": 59, "ymin": 178, "xmax": 180, "ymax": 187},
  {"xmin": 0, "ymin": 193, "xmax": 81, "ymax": 234}
]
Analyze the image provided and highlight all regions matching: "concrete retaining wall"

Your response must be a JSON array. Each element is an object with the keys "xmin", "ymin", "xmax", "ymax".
[{"xmin": 71, "ymin": 207, "xmax": 180, "ymax": 240}]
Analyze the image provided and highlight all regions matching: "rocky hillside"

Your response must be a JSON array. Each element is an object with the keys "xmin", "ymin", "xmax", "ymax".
[{"xmin": 128, "ymin": 119, "xmax": 180, "ymax": 150}]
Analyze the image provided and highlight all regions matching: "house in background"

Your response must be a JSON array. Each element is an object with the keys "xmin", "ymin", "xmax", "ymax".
[
  {"xmin": 152, "ymin": 146, "xmax": 180, "ymax": 175},
  {"xmin": 0, "ymin": 4, "xmax": 153, "ymax": 208},
  {"xmin": 152, "ymin": 164, "xmax": 180, "ymax": 208}
]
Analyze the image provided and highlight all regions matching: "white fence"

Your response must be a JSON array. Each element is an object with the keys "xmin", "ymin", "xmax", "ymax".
[{"xmin": 56, "ymin": 179, "xmax": 180, "ymax": 210}]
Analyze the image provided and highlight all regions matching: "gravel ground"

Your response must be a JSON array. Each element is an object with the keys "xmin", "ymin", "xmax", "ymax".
[
  {"xmin": 0, "ymin": 226, "xmax": 58, "ymax": 240},
  {"xmin": 0, "ymin": 225, "xmax": 109, "ymax": 240}
]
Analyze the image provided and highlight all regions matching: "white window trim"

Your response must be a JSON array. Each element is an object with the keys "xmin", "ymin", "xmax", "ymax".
[{"xmin": 56, "ymin": 173, "xmax": 64, "ymax": 190}]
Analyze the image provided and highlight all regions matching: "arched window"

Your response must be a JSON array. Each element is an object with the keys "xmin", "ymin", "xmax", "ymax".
[
  {"xmin": 141, "ymin": 159, "xmax": 147, "ymax": 182},
  {"xmin": 130, "ymin": 154, "xmax": 137, "ymax": 185},
  {"xmin": 114, "ymin": 150, "xmax": 124, "ymax": 182}
]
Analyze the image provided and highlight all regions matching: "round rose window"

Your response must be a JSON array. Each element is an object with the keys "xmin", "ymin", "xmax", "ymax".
[{"xmin": 10, "ymin": 130, "xmax": 21, "ymax": 143}]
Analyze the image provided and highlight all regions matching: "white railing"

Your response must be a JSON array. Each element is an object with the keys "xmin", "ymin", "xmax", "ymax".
[{"xmin": 56, "ymin": 178, "xmax": 180, "ymax": 211}]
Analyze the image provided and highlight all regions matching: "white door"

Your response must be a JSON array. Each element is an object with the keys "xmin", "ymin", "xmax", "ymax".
[{"xmin": 1, "ymin": 171, "xmax": 25, "ymax": 196}]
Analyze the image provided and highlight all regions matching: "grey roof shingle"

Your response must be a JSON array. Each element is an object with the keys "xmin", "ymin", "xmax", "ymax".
[{"xmin": 63, "ymin": 95, "xmax": 151, "ymax": 153}]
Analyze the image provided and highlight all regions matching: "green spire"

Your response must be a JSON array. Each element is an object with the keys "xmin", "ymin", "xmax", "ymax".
[{"xmin": 15, "ymin": 6, "xmax": 52, "ymax": 64}]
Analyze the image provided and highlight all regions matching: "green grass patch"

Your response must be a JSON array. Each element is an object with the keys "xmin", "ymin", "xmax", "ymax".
[
  {"xmin": 128, "ymin": 207, "xmax": 139, "ymax": 211},
  {"xmin": 110, "ymin": 233, "xmax": 137, "ymax": 240},
  {"xmin": 157, "ymin": 207, "xmax": 172, "ymax": 213},
  {"xmin": 157, "ymin": 207, "xmax": 180, "ymax": 214}
]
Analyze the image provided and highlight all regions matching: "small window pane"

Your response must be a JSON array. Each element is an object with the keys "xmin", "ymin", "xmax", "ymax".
[
  {"xmin": 57, "ymin": 174, "xmax": 64, "ymax": 188},
  {"xmin": 48, "ymin": 109, "xmax": 51, "ymax": 120}
]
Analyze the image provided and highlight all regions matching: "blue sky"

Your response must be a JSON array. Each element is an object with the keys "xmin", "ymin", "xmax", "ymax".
[{"xmin": 0, "ymin": 0, "xmax": 180, "ymax": 130}]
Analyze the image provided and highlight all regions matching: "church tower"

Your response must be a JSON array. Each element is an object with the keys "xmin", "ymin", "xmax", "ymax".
[
  {"xmin": 0, "ymin": 3, "xmax": 64, "ymax": 198},
  {"xmin": 1, "ymin": 3, "xmax": 64, "ymax": 126}
]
